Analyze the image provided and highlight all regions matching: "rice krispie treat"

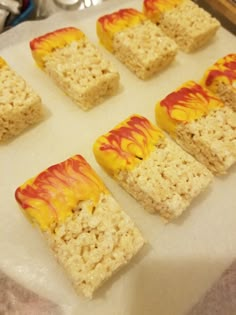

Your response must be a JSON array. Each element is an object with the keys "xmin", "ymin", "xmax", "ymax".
[
  {"xmin": 97, "ymin": 8, "xmax": 177, "ymax": 80},
  {"xmin": 155, "ymin": 80, "xmax": 236, "ymax": 174},
  {"xmin": 201, "ymin": 54, "xmax": 236, "ymax": 111},
  {"xmin": 0, "ymin": 56, "xmax": 43, "ymax": 142},
  {"xmin": 30, "ymin": 27, "xmax": 120, "ymax": 111},
  {"xmin": 143, "ymin": 0, "xmax": 220, "ymax": 52},
  {"xmin": 15, "ymin": 155, "xmax": 144, "ymax": 298},
  {"xmin": 93, "ymin": 115, "xmax": 212, "ymax": 221}
]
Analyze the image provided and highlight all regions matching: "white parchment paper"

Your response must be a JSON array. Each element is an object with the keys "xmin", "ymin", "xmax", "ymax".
[{"xmin": 0, "ymin": 1, "xmax": 236, "ymax": 314}]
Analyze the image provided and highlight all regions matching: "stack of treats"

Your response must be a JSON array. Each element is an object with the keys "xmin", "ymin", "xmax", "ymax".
[
  {"xmin": 143, "ymin": 0, "xmax": 220, "ymax": 52},
  {"xmin": 93, "ymin": 114, "xmax": 212, "ymax": 221},
  {"xmin": 15, "ymin": 155, "xmax": 144, "ymax": 298},
  {"xmin": 201, "ymin": 53, "xmax": 236, "ymax": 112},
  {"xmin": 155, "ymin": 80, "xmax": 236, "ymax": 174},
  {"xmin": 30, "ymin": 27, "xmax": 120, "ymax": 111},
  {"xmin": 0, "ymin": 56, "xmax": 43, "ymax": 142},
  {"xmin": 97, "ymin": 8, "xmax": 177, "ymax": 79}
]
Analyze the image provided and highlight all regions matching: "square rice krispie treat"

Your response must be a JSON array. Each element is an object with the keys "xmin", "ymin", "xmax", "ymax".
[
  {"xmin": 97, "ymin": 8, "xmax": 177, "ymax": 80},
  {"xmin": 0, "ymin": 56, "xmax": 43, "ymax": 142},
  {"xmin": 201, "ymin": 54, "xmax": 236, "ymax": 111},
  {"xmin": 15, "ymin": 155, "xmax": 144, "ymax": 298},
  {"xmin": 143, "ymin": 0, "xmax": 220, "ymax": 52},
  {"xmin": 155, "ymin": 80, "xmax": 236, "ymax": 174},
  {"xmin": 30, "ymin": 27, "xmax": 120, "ymax": 111},
  {"xmin": 93, "ymin": 115, "xmax": 212, "ymax": 221}
]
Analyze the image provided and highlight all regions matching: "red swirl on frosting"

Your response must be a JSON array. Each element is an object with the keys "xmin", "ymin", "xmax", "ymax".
[
  {"xmin": 100, "ymin": 115, "xmax": 158, "ymax": 156},
  {"xmin": 155, "ymin": 81, "xmax": 223, "ymax": 136},
  {"xmin": 30, "ymin": 27, "xmax": 84, "ymax": 51},
  {"xmin": 143, "ymin": 0, "xmax": 184, "ymax": 22},
  {"xmin": 205, "ymin": 54, "xmax": 236, "ymax": 87},
  {"xmin": 93, "ymin": 115, "xmax": 163, "ymax": 175},
  {"xmin": 98, "ymin": 8, "xmax": 146, "ymax": 32},
  {"xmin": 160, "ymin": 82, "xmax": 214, "ymax": 117},
  {"xmin": 97, "ymin": 8, "xmax": 147, "ymax": 51},
  {"xmin": 15, "ymin": 155, "xmax": 108, "ymax": 230},
  {"xmin": 30, "ymin": 27, "xmax": 85, "ymax": 68}
]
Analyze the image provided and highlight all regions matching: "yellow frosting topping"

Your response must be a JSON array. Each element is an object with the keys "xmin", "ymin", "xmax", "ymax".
[
  {"xmin": 201, "ymin": 54, "xmax": 236, "ymax": 93},
  {"xmin": 155, "ymin": 81, "xmax": 223, "ymax": 136},
  {"xmin": 0, "ymin": 56, "xmax": 7, "ymax": 68},
  {"xmin": 97, "ymin": 8, "xmax": 147, "ymax": 52},
  {"xmin": 15, "ymin": 155, "xmax": 108, "ymax": 231},
  {"xmin": 143, "ymin": 0, "xmax": 184, "ymax": 23},
  {"xmin": 93, "ymin": 114, "xmax": 164, "ymax": 176},
  {"xmin": 29, "ymin": 27, "xmax": 86, "ymax": 69}
]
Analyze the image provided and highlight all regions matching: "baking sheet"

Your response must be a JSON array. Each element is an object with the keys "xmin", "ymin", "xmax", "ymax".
[{"xmin": 0, "ymin": 0, "xmax": 236, "ymax": 314}]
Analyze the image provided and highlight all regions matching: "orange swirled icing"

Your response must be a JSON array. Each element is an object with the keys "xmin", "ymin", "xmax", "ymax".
[
  {"xmin": 201, "ymin": 54, "xmax": 236, "ymax": 92},
  {"xmin": 155, "ymin": 81, "xmax": 223, "ymax": 136},
  {"xmin": 15, "ymin": 155, "xmax": 108, "ymax": 231},
  {"xmin": 143, "ymin": 0, "xmax": 184, "ymax": 23},
  {"xmin": 97, "ymin": 8, "xmax": 147, "ymax": 52},
  {"xmin": 0, "ymin": 56, "xmax": 7, "ymax": 68},
  {"xmin": 93, "ymin": 115, "xmax": 164, "ymax": 175},
  {"xmin": 29, "ymin": 27, "xmax": 86, "ymax": 68}
]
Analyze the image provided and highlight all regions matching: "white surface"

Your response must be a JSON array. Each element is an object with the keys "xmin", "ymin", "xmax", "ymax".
[{"xmin": 0, "ymin": 1, "xmax": 236, "ymax": 314}]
